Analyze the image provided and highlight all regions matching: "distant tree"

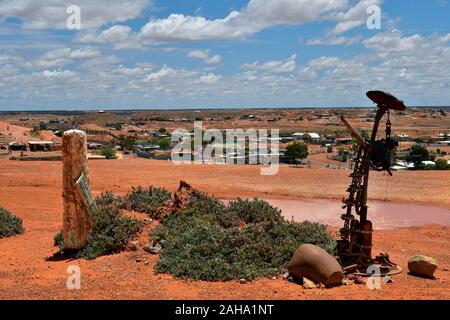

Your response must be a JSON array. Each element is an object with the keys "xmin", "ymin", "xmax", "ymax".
[
  {"xmin": 159, "ymin": 138, "xmax": 171, "ymax": 150},
  {"xmin": 114, "ymin": 123, "xmax": 122, "ymax": 130},
  {"xmin": 434, "ymin": 158, "xmax": 449, "ymax": 170},
  {"xmin": 327, "ymin": 145, "xmax": 333, "ymax": 153},
  {"xmin": 100, "ymin": 147, "xmax": 117, "ymax": 159},
  {"xmin": 118, "ymin": 136, "xmax": 136, "ymax": 150},
  {"xmin": 159, "ymin": 128, "xmax": 167, "ymax": 133},
  {"xmin": 285, "ymin": 142, "xmax": 308, "ymax": 160},
  {"xmin": 406, "ymin": 144, "xmax": 430, "ymax": 169}
]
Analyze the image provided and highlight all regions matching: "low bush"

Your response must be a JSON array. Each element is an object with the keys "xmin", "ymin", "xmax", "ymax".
[
  {"xmin": 0, "ymin": 207, "xmax": 24, "ymax": 238},
  {"xmin": 54, "ymin": 192, "xmax": 142, "ymax": 259},
  {"xmin": 151, "ymin": 195, "xmax": 336, "ymax": 281},
  {"xmin": 123, "ymin": 186, "xmax": 172, "ymax": 217}
]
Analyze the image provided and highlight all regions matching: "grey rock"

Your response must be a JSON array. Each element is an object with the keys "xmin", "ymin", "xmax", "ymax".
[{"xmin": 144, "ymin": 240, "xmax": 162, "ymax": 254}]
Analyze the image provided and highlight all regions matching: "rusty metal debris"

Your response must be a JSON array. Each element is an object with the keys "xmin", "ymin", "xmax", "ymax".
[{"xmin": 337, "ymin": 90, "xmax": 405, "ymax": 276}]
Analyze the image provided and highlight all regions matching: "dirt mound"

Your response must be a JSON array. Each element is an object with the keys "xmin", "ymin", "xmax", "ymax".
[{"xmin": 156, "ymin": 181, "xmax": 196, "ymax": 219}]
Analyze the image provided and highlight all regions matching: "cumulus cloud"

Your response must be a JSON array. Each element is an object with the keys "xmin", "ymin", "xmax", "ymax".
[
  {"xmin": 0, "ymin": 0, "xmax": 151, "ymax": 29},
  {"xmin": 242, "ymin": 54, "xmax": 298, "ymax": 73},
  {"xmin": 363, "ymin": 29, "xmax": 424, "ymax": 52},
  {"xmin": 187, "ymin": 49, "xmax": 222, "ymax": 64},
  {"xmin": 307, "ymin": 35, "xmax": 361, "ymax": 46},
  {"xmin": 42, "ymin": 69, "xmax": 78, "ymax": 78},
  {"xmin": 70, "ymin": 0, "xmax": 385, "ymax": 49},
  {"xmin": 197, "ymin": 73, "xmax": 221, "ymax": 84},
  {"xmin": 138, "ymin": 0, "xmax": 349, "ymax": 42},
  {"xmin": 2, "ymin": 24, "xmax": 450, "ymax": 109},
  {"xmin": 75, "ymin": 25, "xmax": 141, "ymax": 49},
  {"xmin": 26, "ymin": 46, "xmax": 101, "ymax": 69}
]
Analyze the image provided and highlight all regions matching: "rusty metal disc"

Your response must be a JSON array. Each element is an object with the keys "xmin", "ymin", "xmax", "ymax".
[{"xmin": 366, "ymin": 90, "xmax": 406, "ymax": 111}]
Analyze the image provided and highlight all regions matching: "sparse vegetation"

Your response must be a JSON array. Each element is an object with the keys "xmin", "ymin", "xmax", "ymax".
[
  {"xmin": 434, "ymin": 158, "xmax": 450, "ymax": 170},
  {"xmin": 100, "ymin": 147, "xmax": 117, "ymax": 159},
  {"xmin": 0, "ymin": 207, "xmax": 24, "ymax": 238},
  {"xmin": 118, "ymin": 136, "xmax": 136, "ymax": 150},
  {"xmin": 123, "ymin": 186, "xmax": 172, "ymax": 217},
  {"xmin": 54, "ymin": 192, "xmax": 142, "ymax": 259},
  {"xmin": 407, "ymin": 144, "xmax": 431, "ymax": 169},
  {"xmin": 151, "ymin": 194, "xmax": 336, "ymax": 281},
  {"xmin": 159, "ymin": 138, "xmax": 171, "ymax": 150}
]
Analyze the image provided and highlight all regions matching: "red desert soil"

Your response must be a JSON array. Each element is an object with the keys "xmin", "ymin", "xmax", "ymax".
[{"xmin": 0, "ymin": 158, "xmax": 449, "ymax": 300}]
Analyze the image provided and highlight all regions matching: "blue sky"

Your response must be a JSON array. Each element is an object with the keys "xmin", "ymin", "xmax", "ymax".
[{"xmin": 0, "ymin": 0, "xmax": 449, "ymax": 110}]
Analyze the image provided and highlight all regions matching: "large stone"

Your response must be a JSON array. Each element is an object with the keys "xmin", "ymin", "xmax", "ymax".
[
  {"xmin": 408, "ymin": 255, "xmax": 438, "ymax": 278},
  {"xmin": 288, "ymin": 244, "xmax": 343, "ymax": 287}
]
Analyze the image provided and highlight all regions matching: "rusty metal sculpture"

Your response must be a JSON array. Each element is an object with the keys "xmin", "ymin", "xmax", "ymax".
[{"xmin": 338, "ymin": 91, "xmax": 405, "ymax": 276}]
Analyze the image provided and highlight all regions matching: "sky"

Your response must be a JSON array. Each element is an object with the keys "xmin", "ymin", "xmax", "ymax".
[{"xmin": 0, "ymin": 0, "xmax": 449, "ymax": 110}]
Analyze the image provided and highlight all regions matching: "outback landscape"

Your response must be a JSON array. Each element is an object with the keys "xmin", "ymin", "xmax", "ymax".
[
  {"xmin": 0, "ymin": 107, "xmax": 449, "ymax": 300},
  {"xmin": 1, "ymin": 0, "xmax": 450, "ymax": 305}
]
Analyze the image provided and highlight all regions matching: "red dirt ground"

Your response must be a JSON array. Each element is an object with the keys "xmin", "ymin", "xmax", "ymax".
[{"xmin": 0, "ymin": 158, "xmax": 449, "ymax": 300}]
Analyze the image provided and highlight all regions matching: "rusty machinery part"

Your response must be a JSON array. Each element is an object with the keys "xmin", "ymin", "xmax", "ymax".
[{"xmin": 337, "ymin": 91, "xmax": 405, "ymax": 276}]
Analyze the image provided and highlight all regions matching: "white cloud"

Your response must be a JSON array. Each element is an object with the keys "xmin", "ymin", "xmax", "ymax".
[
  {"xmin": 75, "ymin": 25, "xmax": 141, "ymax": 49},
  {"xmin": 307, "ymin": 35, "xmax": 361, "ymax": 46},
  {"xmin": 144, "ymin": 65, "xmax": 178, "ymax": 81},
  {"xmin": 2, "ymin": 24, "xmax": 450, "ymax": 109},
  {"xmin": 26, "ymin": 46, "xmax": 101, "ymax": 69},
  {"xmin": 198, "ymin": 73, "xmax": 221, "ymax": 84},
  {"xmin": 363, "ymin": 30, "xmax": 424, "ymax": 52},
  {"xmin": 137, "ymin": 0, "xmax": 350, "ymax": 43},
  {"xmin": 0, "ymin": 0, "xmax": 152, "ymax": 29},
  {"xmin": 73, "ymin": 0, "xmax": 383, "ymax": 48},
  {"xmin": 187, "ymin": 49, "xmax": 222, "ymax": 64},
  {"xmin": 42, "ymin": 69, "xmax": 78, "ymax": 78},
  {"xmin": 242, "ymin": 54, "xmax": 298, "ymax": 73}
]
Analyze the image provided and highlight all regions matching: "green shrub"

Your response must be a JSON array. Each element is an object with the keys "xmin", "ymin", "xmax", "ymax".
[
  {"xmin": 285, "ymin": 142, "xmax": 308, "ymax": 160},
  {"xmin": 151, "ymin": 195, "xmax": 336, "ymax": 281},
  {"xmin": 0, "ymin": 207, "xmax": 24, "ymax": 238},
  {"xmin": 54, "ymin": 193, "xmax": 142, "ymax": 259},
  {"xmin": 124, "ymin": 186, "xmax": 172, "ymax": 217},
  {"xmin": 435, "ymin": 158, "xmax": 450, "ymax": 170},
  {"xmin": 80, "ymin": 202, "xmax": 142, "ymax": 259},
  {"xmin": 159, "ymin": 138, "xmax": 171, "ymax": 150},
  {"xmin": 100, "ymin": 147, "xmax": 117, "ymax": 159}
]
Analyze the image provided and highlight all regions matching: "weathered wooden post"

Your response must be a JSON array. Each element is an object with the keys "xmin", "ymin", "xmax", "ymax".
[{"xmin": 62, "ymin": 130, "xmax": 93, "ymax": 249}]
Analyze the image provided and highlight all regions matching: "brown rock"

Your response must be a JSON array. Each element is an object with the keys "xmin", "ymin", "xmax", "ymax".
[{"xmin": 408, "ymin": 255, "xmax": 438, "ymax": 278}]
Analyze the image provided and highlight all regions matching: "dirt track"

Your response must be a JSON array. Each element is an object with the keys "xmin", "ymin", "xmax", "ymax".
[{"xmin": 0, "ymin": 158, "xmax": 449, "ymax": 300}]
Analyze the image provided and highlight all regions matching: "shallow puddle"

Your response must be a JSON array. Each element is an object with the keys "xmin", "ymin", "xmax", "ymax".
[{"xmin": 263, "ymin": 199, "xmax": 450, "ymax": 230}]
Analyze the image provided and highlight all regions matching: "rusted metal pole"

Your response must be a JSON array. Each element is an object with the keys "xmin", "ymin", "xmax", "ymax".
[{"xmin": 62, "ymin": 130, "xmax": 92, "ymax": 249}]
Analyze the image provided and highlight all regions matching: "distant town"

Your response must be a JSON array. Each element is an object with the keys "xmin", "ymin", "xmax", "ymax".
[{"xmin": 1, "ymin": 107, "xmax": 449, "ymax": 170}]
